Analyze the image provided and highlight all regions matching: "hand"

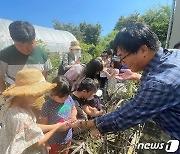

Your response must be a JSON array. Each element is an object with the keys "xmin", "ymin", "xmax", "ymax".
[
  {"xmin": 89, "ymin": 107, "xmax": 98, "ymax": 113},
  {"xmin": 103, "ymin": 67, "xmax": 108, "ymax": 73},
  {"xmin": 90, "ymin": 128, "xmax": 101, "ymax": 139},
  {"xmin": 97, "ymin": 110, "xmax": 104, "ymax": 116},
  {"xmin": 68, "ymin": 119, "xmax": 80, "ymax": 129},
  {"xmin": 57, "ymin": 121, "xmax": 71, "ymax": 131},
  {"xmin": 115, "ymin": 69, "xmax": 135, "ymax": 80},
  {"xmin": 70, "ymin": 116, "xmax": 77, "ymax": 122},
  {"xmin": 69, "ymin": 119, "xmax": 87, "ymax": 130}
]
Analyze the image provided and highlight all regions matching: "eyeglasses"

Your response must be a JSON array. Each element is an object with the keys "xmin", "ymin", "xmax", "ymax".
[{"xmin": 119, "ymin": 52, "xmax": 132, "ymax": 63}]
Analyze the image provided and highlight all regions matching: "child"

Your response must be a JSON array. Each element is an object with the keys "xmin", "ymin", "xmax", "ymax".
[
  {"xmin": 72, "ymin": 78, "xmax": 103, "ymax": 120},
  {"xmin": 0, "ymin": 68, "xmax": 70, "ymax": 154},
  {"xmin": 103, "ymin": 57, "xmax": 121, "ymax": 95},
  {"xmin": 41, "ymin": 76, "xmax": 77, "ymax": 154},
  {"xmin": 85, "ymin": 79, "xmax": 103, "ymax": 119}
]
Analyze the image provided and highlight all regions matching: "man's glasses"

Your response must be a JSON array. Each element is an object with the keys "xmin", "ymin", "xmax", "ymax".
[{"xmin": 119, "ymin": 53, "xmax": 132, "ymax": 63}]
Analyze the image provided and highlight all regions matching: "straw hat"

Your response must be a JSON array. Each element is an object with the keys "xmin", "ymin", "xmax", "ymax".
[
  {"xmin": 2, "ymin": 68, "xmax": 57, "ymax": 96},
  {"xmin": 70, "ymin": 40, "xmax": 81, "ymax": 50}
]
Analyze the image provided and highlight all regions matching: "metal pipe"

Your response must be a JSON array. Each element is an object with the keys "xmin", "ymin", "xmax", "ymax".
[{"xmin": 165, "ymin": 0, "xmax": 176, "ymax": 49}]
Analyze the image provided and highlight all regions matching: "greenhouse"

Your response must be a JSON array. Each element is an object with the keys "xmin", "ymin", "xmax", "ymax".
[{"xmin": 0, "ymin": 18, "xmax": 77, "ymax": 53}]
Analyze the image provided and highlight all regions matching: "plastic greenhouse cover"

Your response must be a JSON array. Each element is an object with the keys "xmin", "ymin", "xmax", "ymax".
[{"xmin": 0, "ymin": 18, "xmax": 77, "ymax": 53}]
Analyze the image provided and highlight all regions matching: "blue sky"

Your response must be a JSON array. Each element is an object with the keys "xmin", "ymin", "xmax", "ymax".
[{"xmin": 0, "ymin": 0, "xmax": 171, "ymax": 36}]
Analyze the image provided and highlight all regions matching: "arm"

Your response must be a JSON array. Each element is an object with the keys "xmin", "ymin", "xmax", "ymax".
[
  {"xmin": 38, "ymin": 123, "xmax": 58, "ymax": 132},
  {"xmin": 93, "ymin": 80, "xmax": 177, "ymax": 135},
  {"xmin": 103, "ymin": 68, "xmax": 116, "ymax": 78},
  {"xmin": 39, "ymin": 116, "xmax": 51, "ymax": 152},
  {"xmin": 71, "ymin": 106, "xmax": 77, "ymax": 121},
  {"xmin": 72, "ymin": 80, "xmax": 177, "ymax": 135},
  {"xmin": 39, "ymin": 116, "xmax": 50, "ymax": 132},
  {"xmin": 35, "ymin": 124, "xmax": 60, "ymax": 147},
  {"xmin": 40, "ymin": 104, "xmax": 70, "ymax": 132},
  {"xmin": 35, "ymin": 121, "xmax": 71, "ymax": 147},
  {"xmin": 38, "ymin": 119, "xmax": 70, "ymax": 132}
]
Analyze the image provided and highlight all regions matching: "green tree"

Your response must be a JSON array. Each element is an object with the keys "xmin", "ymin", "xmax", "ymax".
[
  {"xmin": 114, "ymin": 6, "xmax": 170, "ymax": 47},
  {"xmin": 79, "ymin": 41, "xmax": 93, "ymax": 63},
  {"xmin": 79, "ymin": 22, "xmax": 102, "ymax": 45},
  {"xmin": 142, "ymin": 6, "xmax": 170, "ymax": 47},
  {"xmin": 53, "ymin": 19, "xmax": 83, "ymax": 40},
  {"xmin": 94, "ymin": 30, "xmax": 119, "ymax": 56},
  {"xmin": 53, "ymin": 20, "xmax": 101, "ymax": 46},
  {"xmin": 104, "ymin": 30, "xmax": 119, "ymax": 50},
  {"xmin": 114, "ymin": 12, "xmax": 144, "ymax": 31}
]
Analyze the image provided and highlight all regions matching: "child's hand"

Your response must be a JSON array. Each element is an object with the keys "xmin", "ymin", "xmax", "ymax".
[
  {"xmin": 70, "ymin": 115, "xmax": 77, "ymax": 122},
  {"xmin": 103, "ymin": 67, "xmax": 108, "ymax": 73},
  {"xmin": 57, "ymin": 121, "xmax": 71, "ymax": 131},
  {"xmin": 89, "ymin": 107, "xmax": 98, "ymax": 113},
  {"xmin": 68, "ymin": 120, "xmax": 86, "ymax": 129},
  {"xmin": 90, "ymin": 128, "xmax": 101, "ymax": 139},
  {"xmin": 68, "ymin": 120, "xmax": 79, "ymax": 129},
  {"xmin": 97, "ymin": 110, "xmax": 104, "ymax": 116}
]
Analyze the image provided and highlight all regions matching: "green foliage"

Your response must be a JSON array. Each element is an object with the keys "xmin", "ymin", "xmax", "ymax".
[
  {"xmin": 79, "ymin": 22, "xmax": 102, "ymax": 45},
  {"xmin": 36, "ymin": 39, "xmax": 60, "ymax": 81},
  {"xmin": 81, "ymin": 51, "xmax": 93, "ymax": 64},
  {"xmin": 142, "ymin": 6, "xmax": 171, "ymax": 47},
  {"xmin": 53, "ymin": 20, "xmax": 101, "ymax": 46},
  {"xmin": 79, "ymin": 41, "xmax": 94, "ymax": 63},
  {"xmin": 36, "ymin": 39, "xmax": 50, "ymax": 53},
  {"xmin": 93, "ymin": 30, "xmax": 119, "ymax": 57},
  {"xmin": 114, "ymin": 6, "xmax": 170, "ymax": 48},
  {"xmin": 36, "ymin": 39, "xmax": 60, "ymax": 70},
  {"xmin": 80, "ymin": 41, "xmax": 95, "ymax": 55},
  {"xmin": 47, "ymin": 52, "xmax": 60, "ymax": 82},
  {"xmin": 52, "ymin": 5, "xmax": 170, "ymax": 57},
  {"xmin": 53, "ymin": 19, "xmax": 83, "ymax": 40},
  {"xmin": 53, "ymin": 20, "xmax": 102, "ymax": 57},
  {"xmin": 114, "ymin": 12, "xmax": 144, "ymax": 31}
]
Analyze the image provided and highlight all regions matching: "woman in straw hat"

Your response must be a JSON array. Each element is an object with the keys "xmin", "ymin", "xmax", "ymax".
[
  {"xmin": 58, "ymin": 41, "xmax": 81, "ymax": 75},
  {"xmin": 0, "ymin": 68, "xmax": 71, "ymax": 154}
]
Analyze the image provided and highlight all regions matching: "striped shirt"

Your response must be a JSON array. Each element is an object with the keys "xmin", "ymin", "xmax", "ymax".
[{"xmin": 41, "ymin": 96, "xmax": 75, "ymax": 144}]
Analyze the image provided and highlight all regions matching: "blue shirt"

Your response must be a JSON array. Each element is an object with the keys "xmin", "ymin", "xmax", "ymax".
[
  {"xmin": 41, "ymin": 96, "xmax": 75, "ymax": 144},
  {"xmin": 94, "ymin": 48, "xmax": 180, "ymax": 141}
]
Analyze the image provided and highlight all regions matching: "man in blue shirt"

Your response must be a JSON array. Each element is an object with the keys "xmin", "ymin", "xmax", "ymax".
[{"xmin": 72, "ymin": 23, "xmax": 180, "ymax": 152}]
